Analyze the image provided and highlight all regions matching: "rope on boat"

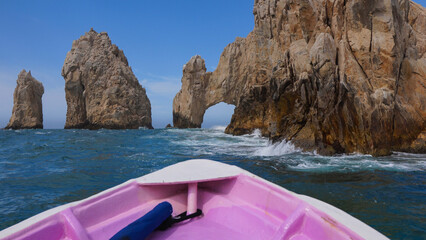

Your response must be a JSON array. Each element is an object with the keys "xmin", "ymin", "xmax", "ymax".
[{"xmin": 156, "ymin": 208, "xmax": 203, "ymax": 231}]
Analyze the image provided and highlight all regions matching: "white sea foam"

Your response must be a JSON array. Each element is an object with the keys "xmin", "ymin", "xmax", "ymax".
[
  {"xmin": 170, "ymin": 128, "xmax": 298, "ymax": 157},
  {"xmin": 129, "ymin": 153, "xmax": 145, "ymax": 159},
  {"xmin": 287, "ymin": 155, "xmax": 426, "ymax": 172},
  {"xmin": 167, "ymin": 128, "xmax": 425, "ymax": 172},
  {"xmin": 254, "ymin": 140, "xmax": 299, "ymax": 156},
  {"xmin": 249, "ymin": 129, "xmax": 262, "ymax": 138},
  {"xmin": 211, "ymin": 125, "xmax": 226, "ymax": 132}
]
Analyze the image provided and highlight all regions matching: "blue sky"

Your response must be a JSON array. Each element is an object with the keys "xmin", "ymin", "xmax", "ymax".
[
  {"xmin": 0, "ymin": 0, "xmax": 253, "ymax": 129},
  {"xmin": 0, "ymin": 0, "xmax": 424, "ymax": 129}
]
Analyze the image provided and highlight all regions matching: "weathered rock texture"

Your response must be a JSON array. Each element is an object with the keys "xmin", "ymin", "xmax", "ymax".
[
  {"xmin": 62, "ymin": 29, "xmax": 152, "ymax": 129},
  {"xmin": 173, "ymin": 0, "xmax": 426, "ymax": 156},
  {"xmin": 5, "ymin": 70, "xmax": 44, "ymax": 129}
]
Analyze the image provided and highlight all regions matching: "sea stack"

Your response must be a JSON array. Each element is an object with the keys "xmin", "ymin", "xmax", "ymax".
[
  {"xmin": 62, "ymin": 28, "xmax": 152, "ymax": 129},
  {"xmin": 173, "ymin": 56, "xmax": 211, "ymax": 128},
  {"xmin": 173, "ymin": 0, "xmax": 426, "ymax": 156},
  {"xmin": 5, "ymin": 70, "xmax": 44, "ymax": 129}
]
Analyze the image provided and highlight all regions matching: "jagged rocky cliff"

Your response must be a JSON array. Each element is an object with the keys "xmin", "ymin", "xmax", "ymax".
[
  {"xmin": 173, "ymin": 0, "xmax": 426, "ymax": 156},
  {"xmin": 62, "ymin": 29, "xmax": 152, "ymax": 129},
  {"xmin": 5, "ymin": 70, "xmax": 44, "ymax": 129}
]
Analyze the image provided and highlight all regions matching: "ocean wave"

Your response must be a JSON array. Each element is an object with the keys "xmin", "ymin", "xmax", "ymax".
[
  {"xmin": 254, "ymin": 140, "xmax": 299, "ymax": 156},
  {"xmin": 169, "ymin": 128, "xmax": 266, "ymax": 156},
  {"xmin": 128, "ymin": 153, "xmax": 145, "ymax": 160},
  {"xmin": 166, "ymin": 128, "xmax": 425, "ymax": 172},
  {"xmin": 210, "ymin": 125, "xmax": 227, "ymax": 132},
  {"xmin": 247, "ymin": 129, "xmax": 262, "ymax": 138},
  {"xmin": 285, "ymin": 155, "xmax": 426, "ymax": 172}
]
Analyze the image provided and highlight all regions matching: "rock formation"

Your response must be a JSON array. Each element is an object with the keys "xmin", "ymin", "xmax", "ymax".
[
  {"xmin": 173, "ymin": 0, "xmax": 426, "ymax": 156},
  {"xmin": 62, "ymin": 29, "xmax": 152, "ymax": 129},
  {"xmin": 5, "ymin": 70, "xmax": 44, "ymax": 129}
]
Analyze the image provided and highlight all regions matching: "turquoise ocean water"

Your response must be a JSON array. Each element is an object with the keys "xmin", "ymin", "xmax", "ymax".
[{"xmin": 0, "ymin": 128, "xmax": 425, "ymax": 239}]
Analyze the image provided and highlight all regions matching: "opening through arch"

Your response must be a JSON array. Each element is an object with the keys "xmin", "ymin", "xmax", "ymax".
[{"xmin": 201, "ymin": 102, "xmax": 235, "ymax": 129}]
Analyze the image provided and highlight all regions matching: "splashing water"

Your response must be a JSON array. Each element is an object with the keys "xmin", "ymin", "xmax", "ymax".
[
  {"xmin": 168, "ymin": 127, "xmax": 425, "ymax": 172},
  {"xmin": 210, "ymin": 125, "xmax": 227, "ymax": 132},
  {"xmin": 254, "ymin": 140, "xmax": 299, "ymax": 156}
]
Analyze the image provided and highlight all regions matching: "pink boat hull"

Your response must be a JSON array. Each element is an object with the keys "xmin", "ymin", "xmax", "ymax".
[{"xmin": 0, "ymin": 160, "xmax": 388, "ymax": 240}]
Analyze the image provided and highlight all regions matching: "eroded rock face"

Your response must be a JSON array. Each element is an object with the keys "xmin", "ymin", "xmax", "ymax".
[
  {"xmin": 62, "ymin": 29, "xmax": 152, "ymax": 129},
  {"xmin": 173, "ymin": 56, "xmax": 209, "ymax": 128},
  {"xmin": 5, "ymin": 70, "xmax": 44, "ymax": 129},
  {"xmin": 173, "ymin": 0, "xmax": 426, "ymax": 156}
]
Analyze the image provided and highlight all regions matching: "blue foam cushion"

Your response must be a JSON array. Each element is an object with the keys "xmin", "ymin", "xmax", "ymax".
[{"xmin": 110, "ymin": 201, "xmax": 173, "ymax": 240}]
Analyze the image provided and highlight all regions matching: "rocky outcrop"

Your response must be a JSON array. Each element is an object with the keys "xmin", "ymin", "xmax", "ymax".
[
  {"xmin": 173, "ymin": 56, "xmax": 210, "ymax": 128},
  {"xmin": 173, "ymin": 0, "xmax": 426, "ymax": 156},
  {"xmin": 5, "ymin": 70, "xmax": 44, "ymax": 129},
  {"xmin": 62, "ymin": 29, "xmax": 152, "ymax": 129}
]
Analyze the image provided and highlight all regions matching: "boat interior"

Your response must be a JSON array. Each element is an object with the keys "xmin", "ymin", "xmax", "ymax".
[{"xmin": 4, "ymin": 174, "xmax": 361, "ymax": 240}]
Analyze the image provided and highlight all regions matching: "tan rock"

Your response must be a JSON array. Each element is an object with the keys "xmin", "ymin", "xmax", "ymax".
[
  {"xmin": 173, "ymin": 56, "xmax": 209, "ymax": 128},
  {"xmin": 62, "ymin": 29, "xmax": 152, "ymax": 129},
  {"xmin": 5, "ymin": 70, "xmax": 44, "ymax": 129},
  {"xmin": 173, "ymin": 0, "xmax": 426, "ymax": 156}
]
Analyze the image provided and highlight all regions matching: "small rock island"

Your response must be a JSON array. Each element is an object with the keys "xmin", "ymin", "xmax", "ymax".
[
  {"xmin": 62, "ymin": 29, "xmax": 152, "ymax": 129},
  {"xmin": 5, "ymin": 70, "xmax": 44, "ymax": 130},
  {"xmin": 173, "ymin": 0, "xmax": 426, "ymax": 156}
]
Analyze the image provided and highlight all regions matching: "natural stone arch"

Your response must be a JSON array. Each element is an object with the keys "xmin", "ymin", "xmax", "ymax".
[
  {"xmin": 172, "ymin": 0, "xmax": 426, "ymax": 156},
  {"xmin": 173, "ymin": 55, "xmax": 240, "ymax": 128}
]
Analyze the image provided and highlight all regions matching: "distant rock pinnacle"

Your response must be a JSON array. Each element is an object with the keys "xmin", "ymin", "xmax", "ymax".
[
  {"xmin": 62, "ymin": 29, "xmax": 152, "ymax": 129},
  {"xmin": 6, "ymin": 70, "xmax": 44, "ymax": 129}
]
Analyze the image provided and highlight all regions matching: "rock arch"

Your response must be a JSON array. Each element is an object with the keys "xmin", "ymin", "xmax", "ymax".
[
  {"xmin": 173, "ymin": 55, "xmax": 240, "ymax": 128},
  {"xmin": 173, "ymin": 0, "xmax": 426, "ymax": 156}
]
